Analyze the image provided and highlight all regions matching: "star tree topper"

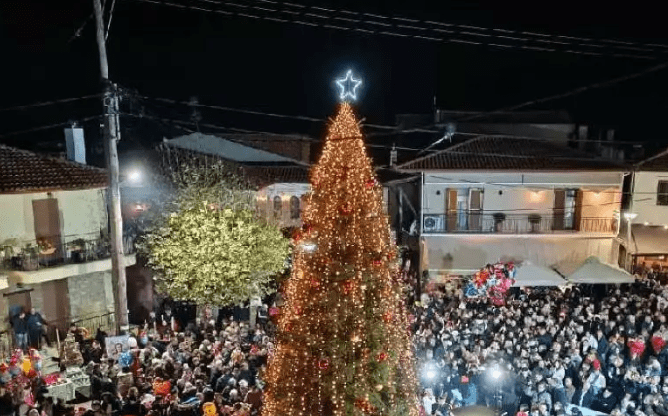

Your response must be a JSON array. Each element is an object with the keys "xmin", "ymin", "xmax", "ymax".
[{"xmin": 335, "ymin": 70, "xmax": 362, "ymax": 102}]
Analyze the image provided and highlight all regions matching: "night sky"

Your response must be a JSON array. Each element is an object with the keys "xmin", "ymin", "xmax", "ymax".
[{"xmin": 2, "ymin": 0, "xmax": 668, "ymax": 162}]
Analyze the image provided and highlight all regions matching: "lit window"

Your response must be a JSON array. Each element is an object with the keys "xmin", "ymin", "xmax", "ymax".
[
  {"xmin": 273, "ymin": 196, "xmax": 282, "ymax": 217},
  {"xmin": 290, "ymin": 196, "xmax": 301, "ymax": 219}
]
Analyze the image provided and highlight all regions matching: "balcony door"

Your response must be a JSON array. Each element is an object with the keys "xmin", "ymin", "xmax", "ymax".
[
  {"xmin": 553, "ymin": 189, "xmax": 581, "ymax": 231},
  {"xmin": 32, "ymin": 198, "xmax": 62, "ymax": 263},
  {"xmin": 468, "ymin": 189, "xmax": 483, "ymax": 231},
  {"xmin": 445, "ymin": 189, "xmax": 458, "ymax": 231}
]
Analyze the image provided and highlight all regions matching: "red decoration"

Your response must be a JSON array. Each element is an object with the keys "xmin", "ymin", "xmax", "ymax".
[
  {"xmin": 628, "ymin": 339, "xmax": 646, "ymax": 358},
  {"xmin": 268, "ymin": 307, "xmax": 280, "ymax": 317},
  {"xmin": 339, "ymin": 204, "xmax": 353, "ymax": 215},
  {"xmin": 294, "ymin": 306, "xmax": 303, "ymax": 315},
  {"xmin": 0, "ymin": 363, "xmax": 7, "ymax": 373},
  {"xmin": 310, "ymin": 279, "xmax": 320, "ymax": 289},
  {"xmin": 342, "ymin": 280, "xmax": 354, "ymax": 295},
  {"xmin": 354, "ymin": 397, "xmax": 377, "ymax": 415},
  {"xmin": 376, "ymin": 352, "xmax": 388, "ymax": 362},
  {"xmin": 317, "ymin": 358, "xmax": 330, "ymax": 371},
  {"xmin": 285, "ymin": 323, "xmax": 294, "ymax": 332},
  {"xmin": 365, "ymin": 179, "xmax": 376, "ymax": 189},
  {"xmin": 372, "ymin": 259, "xmax": 383, "ymax": 267},
  {"xmin": 303, "ymin": 223, "xmax": 313, "ymax": 234},
  {"xmin": 651, "ymin": 336, "xmax": 667, "ymax": 353}
]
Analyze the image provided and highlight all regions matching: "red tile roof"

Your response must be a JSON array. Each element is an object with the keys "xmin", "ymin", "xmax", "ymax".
[
  {"xmin": 637, "ymin": 148, "xmax": 668, "ymax": 171},
  {"xmin": 398, "ymin": 136, "xmax": 627, "ymax": 171},
  {"xmin": 242, "ymin": 165, "xmax": 310, "ymax": 188},
  {"xmin": 0, "ymin": 144, "xmax": 108, "ymax": 194}
]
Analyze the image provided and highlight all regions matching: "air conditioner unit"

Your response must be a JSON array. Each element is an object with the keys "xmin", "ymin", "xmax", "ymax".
[{"xmin": 423, "ymin": 215, "xmax": 444, "ymax": 232}]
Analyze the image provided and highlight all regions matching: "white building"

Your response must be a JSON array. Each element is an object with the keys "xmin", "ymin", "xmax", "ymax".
[
  {"xmin": 397, "ymin": 136, "xmax": 627, "ymax": 279},
  {"xmin": 161, "ymin": 133, "xmax": 311, "ymax": 230},
  {"xmin": 0, "ymin": 144, "xmax": 136, "ymax": 336},
  {"xmin": 617, "ymin": 148, "xmax": 668, "ymax": 271}
]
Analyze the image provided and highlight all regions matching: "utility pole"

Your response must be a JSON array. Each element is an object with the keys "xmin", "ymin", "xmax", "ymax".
[{"xmin": 93, "ymin": 0, "xmax": 129, "ymax": 333}]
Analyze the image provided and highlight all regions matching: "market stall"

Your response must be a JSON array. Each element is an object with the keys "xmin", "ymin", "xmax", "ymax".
[
  {"xmin": 512, "ymin": 262, "xmax": 566, "ymax": 287},
  {"xmin": 567, "ymin": 256, "xmax": 635, "ymax": 284}
]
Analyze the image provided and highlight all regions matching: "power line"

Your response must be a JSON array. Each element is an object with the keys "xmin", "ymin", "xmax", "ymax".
[
  {"xmin": 133, "ymin": 90, "xmax": 652, "ymax": 148},
  {"xmin": 0, "ymin": 116, "xmax": 101, "ymax": 139},
  {"xmin": 106, "ymin": 0, "xmax": 118, "ymax": 40},
  {"xmin": 460, "ymin": 61, "xmax": 668, "ymax": 122},
  {"xmin": 123, "ymin": 0, "xmax": 665, "ymax": 60},
  {"xmin": 0, "ymin": 94, "xmax": 103, "ymax": 113}
]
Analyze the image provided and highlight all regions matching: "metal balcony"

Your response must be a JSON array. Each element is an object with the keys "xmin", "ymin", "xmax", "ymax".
[{"xmin": 422, "ymin": 211, "xmax": 617, "ymax": 234}]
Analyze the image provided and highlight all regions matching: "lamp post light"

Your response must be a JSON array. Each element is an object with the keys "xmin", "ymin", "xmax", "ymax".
[{"xmin": 489, "ymin": 365, "xmax": 504, "ymax": 410}]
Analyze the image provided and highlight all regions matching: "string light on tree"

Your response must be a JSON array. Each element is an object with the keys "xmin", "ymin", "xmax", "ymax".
[{"xmin": 262, "ymin": 73, "xmax": 419, "ymax": 415}]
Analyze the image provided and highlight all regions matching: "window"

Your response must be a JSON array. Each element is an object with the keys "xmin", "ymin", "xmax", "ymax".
[
  {"xmin": 658, "ymin": 181, "xmax": 668, "ymax": 206},
  {"xmin": 273, "ymin": 196, "xmax": 282, "ymax": 217},
  {"xmin": 290, "ymin": 196, "xmax": 301, "ymax": 219}
]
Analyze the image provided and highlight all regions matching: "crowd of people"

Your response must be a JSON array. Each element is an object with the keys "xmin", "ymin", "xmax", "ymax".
[
  {"xmin": 414, "ymin": 270, "xmax": 668, "ymax": 416},
  {"xmin": 3, "ymin": 310, "xmax": 274, "ymax": 416},
  {"xmin": 4, "ymin": 263, "xmax": 668, "ymax": 416}
]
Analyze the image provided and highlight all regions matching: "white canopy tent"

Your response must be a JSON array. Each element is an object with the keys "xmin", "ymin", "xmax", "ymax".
[
  {"xmin": 567, "ymin": 256, "xmax": 635, "ymax": 284},
  {"xmin": 512, "ymin": 262, "xmax": 567, "ymax": 287}
]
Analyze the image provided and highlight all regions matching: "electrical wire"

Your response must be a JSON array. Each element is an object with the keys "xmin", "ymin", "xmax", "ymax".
[
  {"xmin": 0, "ymin": 116, "xmax": 101, "ymax": 139},
  {"xmin": 0, "ymin": 94, "xmax": 103, "ymax": 113},
  {"xmin": 130, "ymin": 90, "xmax": 648, "ymax": 145},
  {"xmin": 123, "ymin": 0, "xmax": 667, "ymax": 60},
  {"xmin": 459, "ymin": 61, "xmax": 668, "ymax": 122},
  {"xmin": 106, "ymin": 0, "xmax": 117, "ymax": 40}
]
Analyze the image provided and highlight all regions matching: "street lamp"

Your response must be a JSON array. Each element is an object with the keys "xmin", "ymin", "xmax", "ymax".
[
  {"xmin": 489, "ymin": 364, "xmax": 504, "ymax": 410},
  {"xmin": 127, "ymin": 169, "xmax": 142, "ymax": 184}
]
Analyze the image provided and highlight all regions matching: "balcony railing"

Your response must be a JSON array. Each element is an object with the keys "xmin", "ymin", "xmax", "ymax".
[
  {"xmin": 422, "ymin": 211, "xmax": 618, "ymax": 234},
  {"xmin": 0, "ymin": 232, "xmax": 137, "ymax": 272}
]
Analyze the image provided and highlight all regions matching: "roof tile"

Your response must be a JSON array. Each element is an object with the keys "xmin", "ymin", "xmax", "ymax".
[
  {"xmin": 399, "ymin": 136, "xmax": 627, "ymax": 171},
  {"xmin": 0, "ymin": 144, "xmax": 108, "ymax": 194}
]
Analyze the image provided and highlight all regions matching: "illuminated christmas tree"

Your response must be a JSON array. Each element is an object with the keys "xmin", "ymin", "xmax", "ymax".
[{"xmin": 262, "ymin": 97, "xmax": 420, "ymax": 416}]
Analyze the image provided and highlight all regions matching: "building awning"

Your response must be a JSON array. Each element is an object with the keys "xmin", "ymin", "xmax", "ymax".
[
  {"xmin": 512, "ymin": 262, "xmax": 566, "ymax": 287},
  {"xmin": 632, "ymin": 224, "xmax": 668, "ymax": 255},
  {"xmin": 567, "ymin": 256, "xmax": 635, "ymax": 284}
]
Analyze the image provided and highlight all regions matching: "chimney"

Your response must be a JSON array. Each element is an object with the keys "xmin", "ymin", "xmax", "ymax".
[
  {"xmin": 64, "ymin": 124, "xmax": 86, "ymax": 164},
  {"xmin": 390, "ymin": 144, "xmax": 398, "ymax": 167}
]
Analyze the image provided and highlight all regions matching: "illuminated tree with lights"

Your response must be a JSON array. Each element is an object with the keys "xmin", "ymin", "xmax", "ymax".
[
  {"xmin": 262, "ymin": 102, "xmax": 420, "ymax": 416},
  {"xmin": 139, "ymin": 155, "xmax": 290, "ymax": 306}
]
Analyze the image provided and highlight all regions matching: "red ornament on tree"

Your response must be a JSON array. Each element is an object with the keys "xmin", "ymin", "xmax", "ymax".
[
  {"xmin": 339, "ymin": 204, "xmax": 353, "ymax": 216},
  {"xmin": 317, "ymin": 358, "xmax": 330, "ymax": 371},
  {"xmin": 342, "ymin": 280, "xmax": 354, "ymax": 295},
  {"xmin": 372, "ymin": 259, "xmax": 383, "ymax": 267},
  {"xmin": 310, "ymin": 278, "xmax": 320, "ymax": 289},
  {"xmin": 354, "ymin": 397, "xmax": 376, "ymax": 415},
  {"xmin": 376, "ymin": 352, "xmax": 389, "ymax": 362},
  {"xmin": 294, "ymin": 306, "xmax": 303, "ymax": 315},
  {"xmin": 365, "ymin": 178, "xmax": 376, "ymax": 189},
  {"xmin": 285, "ymin": 322, "xmax": 294, "ymax": 332},
  {"xmin": 268, "ymin": 307, "xmax": 281, "ymax": 317}
]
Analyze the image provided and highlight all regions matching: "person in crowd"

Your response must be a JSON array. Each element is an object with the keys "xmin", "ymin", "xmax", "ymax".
[
  {"xmin": 26, "ymin": 308, "xmax": 50, "ymax": 349},
  {"xmin": 12, "ymin": 310, "xmax": 28, "ymax": 351}
]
